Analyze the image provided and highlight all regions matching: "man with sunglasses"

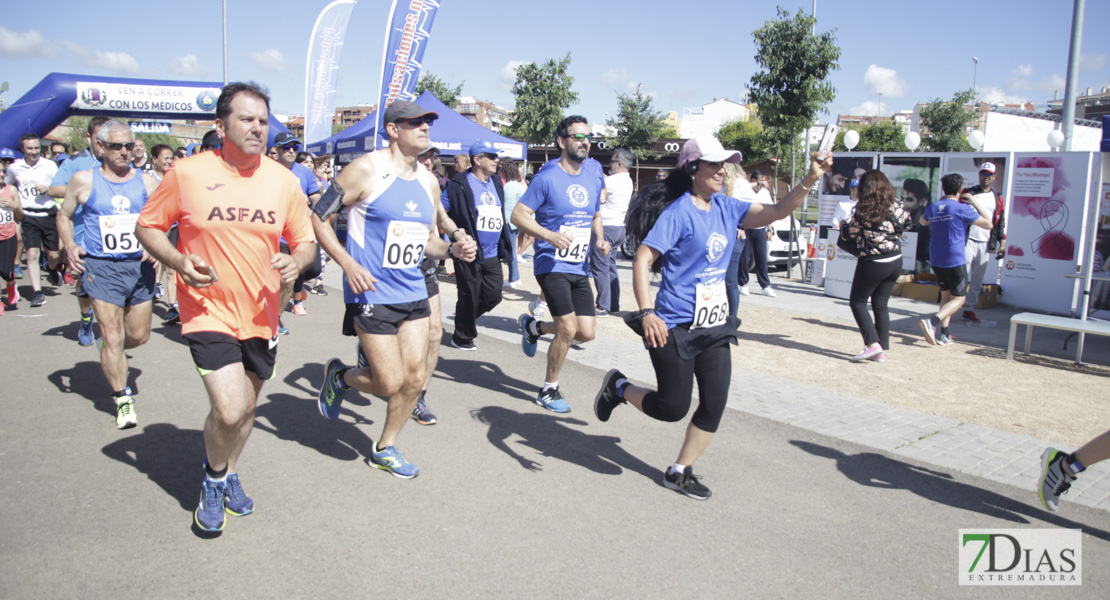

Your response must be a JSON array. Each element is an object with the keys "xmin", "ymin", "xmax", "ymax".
[
  {"xmin": 272, "ymin": 131, "xmax": 322, "ymax": 324},
  {"xmin": 58, "ymin": 120, "xmax": 162, "ymax": 430},
  {"xmin": 5, "ymin": 134, "xmax": 60, "ymax": 308},
  {"xmin": 443, "ymin": 139, "xmax": 512, "ymax": 351},
  {"xmin": 312, "ymin": 100, "xmax": 477, "ymax": 478},
  {"xmin": 49, "ymin": 116, "xmax": 109, "ymax": 345},
  {"xmin": 512, "ymin": 115, "xmax": 610, "ymax": 412}
]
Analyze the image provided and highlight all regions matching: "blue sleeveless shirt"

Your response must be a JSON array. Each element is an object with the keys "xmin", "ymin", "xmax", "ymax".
[
  {"xmin": 82, "ymin": 168, "xmax": 148, "ymax": 259},
  {"xmin": 344, "ymin": 152, "xmax": 436, "ymax": 305}
]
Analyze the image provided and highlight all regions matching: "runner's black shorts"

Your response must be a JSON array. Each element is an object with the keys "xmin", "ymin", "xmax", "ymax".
[
  {"xmin": 536, "ymin": 272, "xmax": 595, "ymax": 318},
  {"xmin": 21, "ymin": 213, "xmax": 59, "ymax": 252},
  {"xmin": 932, "ymin": 264, "xmax": 968, "ymax": 297},
  {"xmin": 343, "ymin": 300, "xmax": 431, "ymax": 336},
  {"xmin": 184, "ymin": 331, "xmax": 278, "ymax": 380},
  {"xmin": 0, "ymin": 237, "xmax": 17, "ymax": 281}
]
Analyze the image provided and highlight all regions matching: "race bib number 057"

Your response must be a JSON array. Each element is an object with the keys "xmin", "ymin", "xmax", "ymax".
[{"xmin": 383, "ymin": 220, "xmax": 430, "ymax": 270}]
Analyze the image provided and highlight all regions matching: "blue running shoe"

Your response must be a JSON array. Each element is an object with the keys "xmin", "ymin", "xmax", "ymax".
[
  {"xmin": 412, "ymin": 397, "xmax": 437, "ymax": 425},
  {"xmin": 519, "ymin": 314, "xmax": 539, "ymax": 358},
  {"xmin": 278, "ymin": 320, "xmax": 290, "ymax": 335},
  {"xmin": 370, "ymin": 445, "xmax": 420, "ymax": 479},
  {"xmin": 78, "ymin": 312, "xmax": 95, "ymax": 346},
  {"xmin": 318, "ymin": 358, "xmax": 349, "ymax": 420},
  {"xmin": 223, "ymin": 473, "xmax": 254, "ymax": 516},
  {"xmin": 535, "ymin": 387, "xmax": 571, "ymax": 413},
  {"xmin": 194, "ymin": 478, "xmax": 227, "ymax": 532}
]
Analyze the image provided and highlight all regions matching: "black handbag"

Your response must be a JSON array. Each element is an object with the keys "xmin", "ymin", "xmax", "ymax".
[{"xmin": 835, "ymin": 224, "xmax": 859, "ymax": 255}]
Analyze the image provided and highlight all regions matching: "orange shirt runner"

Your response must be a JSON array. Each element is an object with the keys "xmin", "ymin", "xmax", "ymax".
[{"xmin": 138, "ymin": 151, "xmax": 315, "ymax": 340}]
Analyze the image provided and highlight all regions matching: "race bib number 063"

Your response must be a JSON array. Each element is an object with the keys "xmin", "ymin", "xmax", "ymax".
[{"xmin": 383, "ymin": 220, "xmax": 430, "ymax": 270}]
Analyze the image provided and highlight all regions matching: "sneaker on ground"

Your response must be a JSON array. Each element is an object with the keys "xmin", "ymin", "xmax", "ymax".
[
  {"xmin": 370, "ymin": 445, "xmax": 420, "ymax": 479},
  {"xmin": 528, "ymin": 298, "xmax": 546, "ymax": 320},
  {"xmin": 962, "ymin": 309, "xmax": 981, "ymax": 324},
  {"xmin": 594, "ymin": 369, "xmax": 627, "ymax": 422},
  {"xmin": 162, "ymin": 307, "xmax": 181, "ymax": 326},
  {"xmin": 761, "ymin": 287, "xmax": 777, "ymax": 297},
  {"xmin": 278, "ymin": 320, "xmax": 290, "ymax": 335},
  {"xmin": 412, "ymin": 398, "xmax": 437, "ymax": 425},
  {"xmin": 868, "ymin": 351, "xmax": 885, "ymax": 363},
  {"xmin": 663, "ymin": 466, "xmax": 712, "ymax": 500},
  {"xmin": 936, "ymin": 333, "xmax": 953, "ymax": 345},
  {"xmin": 62, "ymin": 271, "xmax": 76, "ymax": 286},
  {"xmin": 115, "ymin": 396, "xmax": 137, "ymax": 429},
  {"xmin": 46, "ymin": 268, "xmax": 61, "ymax": 287},
  {"xmin": 6, "ymin": 283, "xmax": 19, "ymax": 306},
  {"xmin": 314, "ymin": 284, "xmax": 328, "ymax": 296},
  {"xmin": 595, "ymin": 309, "xmax": 608, "ymax": 317},
  {"xmin": 535, "ymin": 386, "xmax": 571, "ymax": 413},
  {"xmin": 0, "ymin": 301, "xmax": 4, "ymax": 316},
  {"xmin": 318, "ymin": 358, "xmax": 348, "ymax": 420},
  {"xmin": 78, "ymin": 314, "xmax": 96, "ymax": 346},
  {"xmin": 1038, "ymin": 447, "xmax": 1074, "ymax": 512},
  {"xmin": 223, "ymin": 472, "xmax": 254, "ymax": 516},
  {"xmin": 30, "ymin": 292, "xmax": 46, "ymax": 307},
  {"xmin": 194, "ymin": 478, "xmax": 227, "ymax": 532},
  {"xmin": 850, "ymin": 345, "xmax": 883, "ymax": 362},
  {"xmin": 918, "ymin": 318, "xmax": 937, "ymax": 345},
  {"xmin": 739, "ymin": 285, "xmax": 750, "ymax": 296},
  {"xmin": 518, "ymin": 314, "xmax": 539, "ymax": 357},
  {"xmin": 509, "ymin": 280, "xmax": 521, "ymax": 289},
  {"xmin": 292, "ymin": 303, "xmax": 307, "ymax": 316},
  {"xmin": 449, "ymin": 338, "xmax": 477, "ymax": 351}
]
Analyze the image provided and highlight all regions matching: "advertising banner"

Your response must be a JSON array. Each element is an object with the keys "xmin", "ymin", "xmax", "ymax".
[
  {"xmin": 942, "ymin": 153, "xmax": 1013, "ymax": 287},
  {"xmin": 818, "ymin": 153, "xmax": 876, "ymax": 231},
  {"xmin": 372, "ymin": 0, "xmax": 441, "ymax": 150},
  {"xmin": 304, "ymin": 0, "xmax": 357, "ymax": 148},
  {"xmin": 999, "ymin": 153, "xmax": 1094, "ymax": 313},
  {"xmin": 72, "ymin": 82, "xmax": 220, "ymax": 115},
  {"xmin": 823, "ymin": 231, "xmax": 916, "ymax": 300},
  {"xmin": 128, "ymin": 121, "xmax": 172, "ymax": 134},
  {"xmin": 880, "ymin": 153, "xmax": 943, "ymax": 274}
]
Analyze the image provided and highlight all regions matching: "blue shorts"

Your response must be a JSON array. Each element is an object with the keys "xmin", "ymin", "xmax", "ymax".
[{"xmin": 81, "ymin": 256, "xmax": 156, "ymax": 307}]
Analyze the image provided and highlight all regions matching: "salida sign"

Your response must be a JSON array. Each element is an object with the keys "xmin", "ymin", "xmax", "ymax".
[
  {"xmin": 959, "ymin": 529, "xmax": 1081, "ymax": 586},
  {"xmin": 72, "ymin": 82, "xmax": 220, "ymax": 115}
]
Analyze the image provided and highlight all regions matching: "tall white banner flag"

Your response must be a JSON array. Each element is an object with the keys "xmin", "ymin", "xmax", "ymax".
[{"xmin": 305, "ymin": 0, "xmax": 357, "ymax": 148}]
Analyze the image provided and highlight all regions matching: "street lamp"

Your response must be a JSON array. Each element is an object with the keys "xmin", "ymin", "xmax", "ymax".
[
  {"xmin": 972, "ymin": 57, "xmax": 979, "ymax": 130},
  {"xmin": 876, "ymin": 92, "xmax": 883, "ymax": 119}
]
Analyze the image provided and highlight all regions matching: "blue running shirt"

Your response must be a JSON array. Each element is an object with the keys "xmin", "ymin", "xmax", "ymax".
[
  {"xmin": 519, "ymin": 162, "xmax": 603, "ymax": 276},
  {"xmin": 641, "ymin": 192, "xmax": 751, "ymax": 329},
  {"xmin": 82, "ymin": 168, "xmax": 148, "ymax": 259},
  {"xmin": 344, "ymin": 152, "xmax": 436, "ymax": 305},
  {"xmin": 467, "ymin": 173, "xmax": 503, "ymax": 258},
  {"xmin": 923, "ymin": 198, "xmax": 979, "ymax": 268}
]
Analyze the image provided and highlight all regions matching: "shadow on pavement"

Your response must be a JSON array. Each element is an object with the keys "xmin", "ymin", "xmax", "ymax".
[
  {"xmin": 282, "ymin": 361, "xmax": 372, "ymax": 407},
  {"xmin": 101, "ymin": 423, "xmax": 205, "ymax": 510},
  {"xmin": 47, "ymin": 361, "xmax": 142, "ymax": 417},
  {"xmin": 435, "ymin": 355, "xmax": 536, "ymax": 404},
  {"xmin": 791, "ymin": 440, "xmax": 1110, "ymax": 542},
  {"xmin": 41, "ymin": 322, "xmax": 80, "ymax": 342},
  {"xmin": 471, "ymin": 405, "xmax": 660, "ymax": 482},
  {"xmin": 741, "ymin": 330, "xmax": 849, "ymax": 361},
  {"xmin": 968, "ymin": 346, "xmax": 1110, "ymax": 378},
  {"xmin": 254, "ymin": 392, "xmax": 378, "ymax": 462}
]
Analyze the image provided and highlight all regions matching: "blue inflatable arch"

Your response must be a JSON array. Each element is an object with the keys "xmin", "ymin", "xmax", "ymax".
[{"xmin": 0, "ymin": 72, "xmax": 291, "ymax": 151}]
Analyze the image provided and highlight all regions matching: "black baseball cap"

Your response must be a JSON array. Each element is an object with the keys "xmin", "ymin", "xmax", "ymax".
[{"xmin": 383, "ymin": 100, "xmax": 438, "ymax": 124}]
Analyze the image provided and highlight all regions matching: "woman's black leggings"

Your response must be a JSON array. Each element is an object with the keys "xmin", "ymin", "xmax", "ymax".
[
  {"xmin": 642, "ymin": 335, "xmax": 732, "ymax": 433},
  {"xmin": 849, "ymin": 258, "xmax": 901, "ymax": 349}
]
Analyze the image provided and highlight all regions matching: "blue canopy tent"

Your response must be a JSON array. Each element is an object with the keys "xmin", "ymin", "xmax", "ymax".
[
  {"xmin": 306, "ymin": 91, "xmax": 526, "ymax": 159},
  {"xmin": 0, "ymin": 73, "xmax": 291, "ymax": 151}
]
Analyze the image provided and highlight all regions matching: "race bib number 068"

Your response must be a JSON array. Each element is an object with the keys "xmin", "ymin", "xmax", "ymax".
[
  {"xmin": 383, "ymin": 220, "xmax": 430, "ymax": 270},
  {"xmin": 692, "ymin": 281, "xmax": 728, "ymax": 330}
]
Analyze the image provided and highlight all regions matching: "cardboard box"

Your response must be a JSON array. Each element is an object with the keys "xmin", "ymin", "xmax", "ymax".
[
  {"xmin": 891, "ymin": 274, "xmax": 915, "ymax": 297},
  {"xmin": 902, "ymin": 274, "xmax": 940, "ymax": 303},
  {"xmin": 976, "ymin": 284, "xmax": 999, "ymax": 309}
]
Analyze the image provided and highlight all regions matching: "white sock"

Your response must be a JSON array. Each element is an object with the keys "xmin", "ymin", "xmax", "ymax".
[
  {"xmin": 669, "ymin": 463, "xmax": 687, "ymax": 476},
  {"xmin": 527, "ymin": 319, "xmax": 541, "ymax": 337},
  {"xmin": 542, "ymin": 381, "xmax": 558, "ymax": 392}
]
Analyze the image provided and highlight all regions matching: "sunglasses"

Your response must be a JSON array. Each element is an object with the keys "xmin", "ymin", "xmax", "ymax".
[
  {"xmin": 400, "ymin": 115, "xmax": 437, "ymax": 127},
  {"xmin": 482, "ymin": 153, "xmax": 500, "ymax": 161},
  {"xmin": 102, "ymin": 141, "xmax": 135, "ymax": 152},
  {"xmin": 563, "ymin": 133, "xmax": 593, "ymax": 142},
  {"xmin": 281, "ymin": 144, "xmax": 299, "ymax": 152}
]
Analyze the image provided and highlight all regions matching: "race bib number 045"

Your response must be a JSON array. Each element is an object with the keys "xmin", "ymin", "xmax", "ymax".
[
  {"xmin": 383, "ymin": 220, "xmax": 430, "ymax": 270},
  {"xmin": 555, "ymin": 226, "xmax": 590, "ymax": 263},
  {"xmin": 692, "ymin": 281, "xmax": 728, "ymax": 330},
  {"xmin": 99, "ymin": 214, "xmax": 140, "ymax": 253}
]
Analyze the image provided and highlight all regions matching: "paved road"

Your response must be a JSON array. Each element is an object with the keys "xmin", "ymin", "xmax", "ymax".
[{"xmin": 1, "ymin": 276, "xmax": 1108, "ymax": 598}]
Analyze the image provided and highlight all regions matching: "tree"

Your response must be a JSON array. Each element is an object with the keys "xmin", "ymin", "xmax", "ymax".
[
  {"xmin": 747, "ymin": 7, "xmax": 841, "ymax": 179},
  {"xmin": 61, "ymin": 116, "xmax": 90, "ymax": 153},
  {"xmin": 715, "ymin": 118, "xmax": 772, "ymax": 163},
  {"xmin": 135, "ymin": 132, "xmax": 185, "ymax": 151},
  {"xmin": 506, "ymin": 53, "xmax": 579, "ymax": 151},
  {"xmin": 919, "ymin": 89, "xmax": 974, "ymax": 152},
  {"xmin": 415, "ymin": 72, "xmax": 464, "ymax": 108},
  {"xmin": 832, "ymin": 122, "xmax": 906, "ymax": 152},
  {"xmin": 605, "ymin": 86, "xmax": 667, "ymax": 161}
]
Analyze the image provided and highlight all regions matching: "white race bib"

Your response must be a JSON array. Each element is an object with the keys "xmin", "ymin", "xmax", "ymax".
[
  {"xmin": 555, "ymin": 225, "xmax": 590, "ymax": 263},
  {"xmin": 692, "ymin": 280, "xmax": 728, "ymax": 330},
  {"xmin": 476, "ymin": 204, "xmax": 503, "ymax": 233},
  {"xmin": 0, "ymin": 208, "xmax": 13, "ymax": 224},
  {"xmin": 383, "ymin": 220, "xmax": 430, "ymax": 270},
  {"xmin": 98, "ymin": 214, "xmax": 140, "ymax": 253}
]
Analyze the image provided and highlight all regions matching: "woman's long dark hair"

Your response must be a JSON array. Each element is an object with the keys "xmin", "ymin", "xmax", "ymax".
[
  {"xmin": 624, "ymin": 166, "xmax": 693, "ymax": 273},
  {"xmin": 855, "ymin": 169, "xmax": 896, "ymax": 225}
]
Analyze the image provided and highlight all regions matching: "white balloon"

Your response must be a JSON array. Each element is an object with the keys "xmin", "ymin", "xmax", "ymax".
[
  {"xmin": 904, "ymin": 131, "xmax": 921, "ymax": 151},
  {"xmin": 967, "ymin": 130, "xmax": 985, "ymax": 150},
  {"xmin": 843, "ymin": 129, "xmax": 860, "ymax": 151},
  {"xmin": 1047, "ymin": 130, "xmax": 1065, "ymax": 149}
]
